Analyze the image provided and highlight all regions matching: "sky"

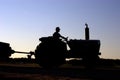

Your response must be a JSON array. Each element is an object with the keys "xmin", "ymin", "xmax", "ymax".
[{"xmin": 0, "ymin": 0, "xmax": 120, "ymax": 59}]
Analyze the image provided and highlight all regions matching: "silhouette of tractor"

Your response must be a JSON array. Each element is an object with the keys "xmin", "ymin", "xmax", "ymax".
[
  {"xmin": 35, "ymin": 24, "xmax": 101, "ymax": 68},
  {"xmin": 0, "ymin": 24, "xmax": 101, "ymax": 68}
]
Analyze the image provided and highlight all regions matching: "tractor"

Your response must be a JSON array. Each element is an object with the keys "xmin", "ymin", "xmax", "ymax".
[{"xmin": 35, "ymin": 24, "xmax": 101, "ymax": 68}]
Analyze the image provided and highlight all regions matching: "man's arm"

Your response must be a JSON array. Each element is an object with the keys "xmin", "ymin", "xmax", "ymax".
[{"xmin": 60, "ymin": 35, "xmax": 68, "ymax": 41}]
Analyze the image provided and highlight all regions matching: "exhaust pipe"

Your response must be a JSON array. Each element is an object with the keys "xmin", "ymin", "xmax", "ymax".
[{"xmin": 85, "ymin": 23, "xmax": 90, "ymax": 40}]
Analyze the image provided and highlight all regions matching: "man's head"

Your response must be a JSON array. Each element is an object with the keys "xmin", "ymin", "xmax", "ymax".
[{"xmin": 56, "ymin": 27, "xmax": 60, "ymax": 32}]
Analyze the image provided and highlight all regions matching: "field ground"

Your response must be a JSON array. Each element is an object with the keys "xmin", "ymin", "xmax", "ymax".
[{"xmin": 0, "ymin": 61, "xmax": 120, "ymax": 80}]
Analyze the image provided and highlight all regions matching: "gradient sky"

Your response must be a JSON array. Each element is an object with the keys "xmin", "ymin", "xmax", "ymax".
[{"xmin": 0, "ymin": 0, "xmax": 120, "ymax": 59}]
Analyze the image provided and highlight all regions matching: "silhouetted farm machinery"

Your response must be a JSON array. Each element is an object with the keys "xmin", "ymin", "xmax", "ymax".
[
  {"xmin": 0, "ymin": 42, "xmax": 34, "ymax": 60},
  {"xmin": 0, "ymin": 24, "xmax": 101, "ymax": 68}
]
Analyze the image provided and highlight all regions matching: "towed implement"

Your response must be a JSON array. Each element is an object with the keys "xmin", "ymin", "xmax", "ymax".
[{"xmin": 0, "ymin": 42, "xmax": 34, "ymax": 60}]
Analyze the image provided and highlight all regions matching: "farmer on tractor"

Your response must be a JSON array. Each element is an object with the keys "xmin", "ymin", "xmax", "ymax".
[{"xmin": 53, "ymin": 27, "xmax": 67, "ymax": 41}]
